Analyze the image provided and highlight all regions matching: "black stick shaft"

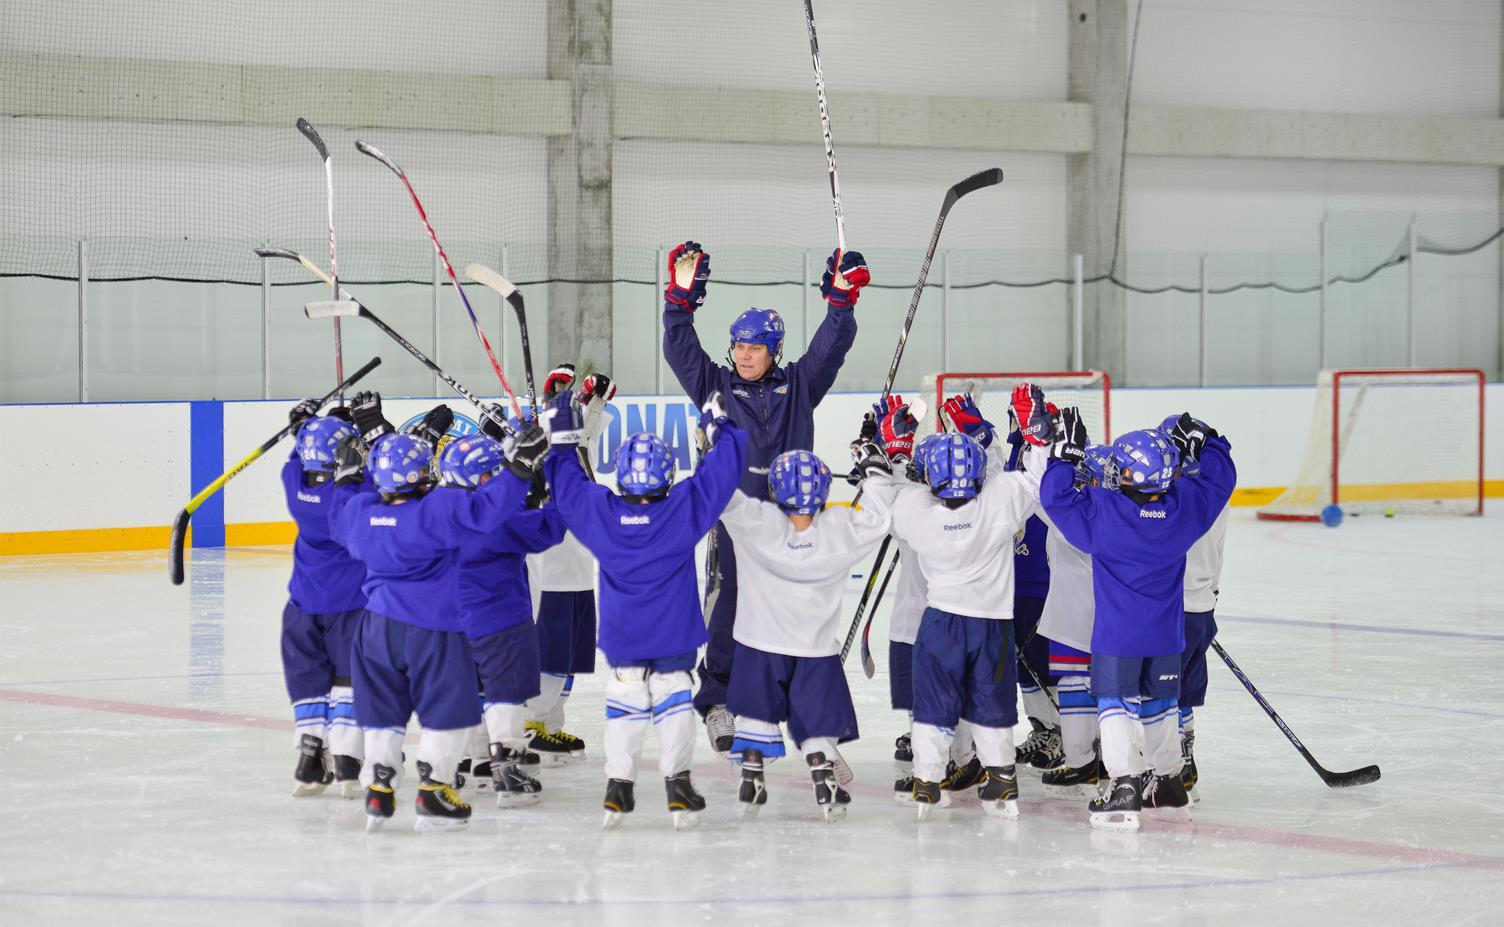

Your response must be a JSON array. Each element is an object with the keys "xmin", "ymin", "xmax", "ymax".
[{"xmin": 840, "ymin": 536, "xmax": 893, "ymax": 663}]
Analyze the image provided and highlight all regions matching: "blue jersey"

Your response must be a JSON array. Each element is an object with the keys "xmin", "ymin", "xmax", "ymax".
[
  {"xmin": 545, "ymin": 425, "xmax": 746, "ymax": 663},
  {"xmin": 1014, "ymin": 514, "xmax": 1051, "ymax": 599},
  {"xmin": 662, "ymin": 299, "xmax": 854, "ymax": 498},
  {"xmin": 1039, "ymin": 437, "xmax": 1236, "ymax": 658},
  {"xmin": 281, "ymin": 454, "xmax": 370, "ymax": 614},
  {"xmin": 330, "ymin": 471, "xmax": 531, "ymax": 633},
  {"xmin": 454, "ymin": 497, "xmax": 567, "ymax": 640}
]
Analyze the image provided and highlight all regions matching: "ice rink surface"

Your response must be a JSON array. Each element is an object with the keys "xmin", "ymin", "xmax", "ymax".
[{"xmin": 3, "ymin": 510, "xmax": 1503, "ymax": 925}]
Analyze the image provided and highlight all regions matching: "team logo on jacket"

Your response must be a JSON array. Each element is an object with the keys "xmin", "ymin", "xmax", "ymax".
[
  {"xmin": 731, "ymin": 387, "xmax": 751, "ymax": 399},
  {"xmin": 773, "ymin": 384, "xmax": 788, "ymax": 396}
]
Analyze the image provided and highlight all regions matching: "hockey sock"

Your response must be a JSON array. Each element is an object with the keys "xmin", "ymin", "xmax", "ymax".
[
  {"xmin": 546, "ymin": 675, "xmax": 575, "ymax": 731},
  {"xmin": 1057, "ymin": 675, "xmax": 1098, "ymax": 768},
  {"xmin": 604, "ymin": 667, "xmax": 651, "ymax": 782},
  {"xmin": 970, "ymin": 723, "xmax": 1016, "ymax": 768},
  {"xmin": 1097, "ymin": 698, "xmax": 1147, "ymax": 779},
  {"xmin": 1020, "ymin": 686, "xmax": 1061, "ymax": 728},
  {"xmin": 1141, "ymin": 696, "xmax": 1181, "ymax": 775},
  {"xmin": 799, "ymin": 736, "xmax": 840, "ymax": 761},
  {"xmin": 484, "ymin": 702, "xmax": 530, "ymax": 753},
  {"xmin": 525, "ymin": 673, "xmax": 569, "ymax": 726},
  {"xmin": 292, "ymin": 696, "xmax": 329, "ymax": 748},
  {"xmin": 326, "ymin": 685, "xmax": 361, "ymax": 759},
  {"xmin": 415, "ymin": 727, "xmax": 471, "ymax": 786},
  {"xmin": 648, "ymin": 670, "xmax": 696, "ymax": 777},
  {"xmin": 361, "ymin": 727, "xmax": 404, "ymax": 789},
  {"xmin": 732, "ymin": 717, "xmax": 787, "ymax": 762},
  {"xmin": 911, "ymin": 722, "xmax": 955, "ymax": 784},
  {"xmin": 950, "ymin": 719, "xmax": 977, "ymax": 766},
  {"xmin": 1179, "ymin": 705, "xmax": 1195, "ymax": 734}
]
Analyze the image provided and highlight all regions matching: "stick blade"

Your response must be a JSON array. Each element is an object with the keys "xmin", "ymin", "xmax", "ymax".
[
  {"xmin": 255, "ymin": 246, "xmax": 300, "ymax": 261},
  {"xmin": 943, "ymin": 167, "xmax": 1005, "ymax": 212},
  {"xmin": 306, "ymin": 299, "xmax": 359, "ymax": 320},
  {"xmin": 860, "ymin": 632, "xmax": 876, "ymax": 679},
  {"xmin": 1322, "ymin": 764, "xmax": 1382, "ymax": 788},
  {"xmin": 169, "ymin": 509, "xmax": 190, "ymax": 585},
  {"xmin": 354, "ymin": 139, "xmax": 401, "ymax": 175},
  {"xmin": 295, "ymin": 117, "xmax": 329, "ymax": 160},
  {"xmin": 464, "ymin": 262, "xmax": 518, "ymax": 299}
]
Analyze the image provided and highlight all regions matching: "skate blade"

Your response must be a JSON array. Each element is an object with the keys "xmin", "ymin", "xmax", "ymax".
[
  {"xmin": 536, "ymin": 753, "xmax": 584, "ymax": 768},
  {"xmin": 916, "ymin": 802, "xmax": 937, "ymax": 821},
  {"xmin": 1145, "ymin": 805, "xmax": 1193, "ymax": 823},
  {"xmin": 1042, "ymin": 782, "xmax": 1094, "ymax": 799},
  {"xmin": 1089, "ymin": 810, "xmax": 1141, "ymax": 833},
  {"xmin": 292, "ymin": 781, "xmax": 328, "ymax": 798},
  {"xmin": 364, "ymin": 815, "xmax": 391, "ymax": 833},
  {"xmin": 1187, "ymin": 785, "xmax": 1201, "ymax": 803},
  {"xmin": 819, "ymin": 804, "xmax": 849, "ymax": 823},
  {"xmin": 338, "ymin": 780, "xmax": 361, "ymax": 800},
  {"xmin": 671, "ymin": 809, "xmax": 703, "ymax": 831},
  {"xmin": 893, "ymin": 791, "xmax": 915, "ymax": 806},
  {"xmin": 739, "ymin": 801, "xmax": 762, "ymax": 820},
  {"xmin": 496, "ymin": 791, "xmax": 543, "ymax": 809},
  {"xmin": 414, "ymin": 816, "xmax": 471, "ymax": 834},
  {"xmin": 981, "ymin": 799, "xmax": 1020, "ymax": 820}
]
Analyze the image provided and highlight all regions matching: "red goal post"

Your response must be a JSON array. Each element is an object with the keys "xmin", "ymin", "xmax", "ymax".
[
  {"xmin": 918, "ymin": 370, "xmax": 1112, "ymax": 444},
  {"xmin": 1257, "ymin": 368, "xmax": 1485, "ymax": 522}
]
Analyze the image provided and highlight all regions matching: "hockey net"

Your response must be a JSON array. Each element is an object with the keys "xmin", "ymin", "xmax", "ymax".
[
  {"xmin": 1257, "ymin": 368, "xmax": 1485, "ymax": 521},
  {"xmin": 917, "ymin": 370, "xmax": 1112, "ymax": 445}
]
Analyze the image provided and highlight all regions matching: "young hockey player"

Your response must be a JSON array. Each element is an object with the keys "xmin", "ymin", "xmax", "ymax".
[
  {"xmin": 1037, "ymin": 443, "xmax": 1114, "ymax": 794},
  {"xmin": 281, "ymin": 402, "xmax": 369, "ymax": 797},
  {"xmin": 1029, "ymin": 385, "xmax": 1236, "ymax": 833},
  {"xmin": 542, "ymin": 387, "xmax": 745, "ymax": 830},
  {"xmin": 330, "ymin": 392, "xmax": 548, "ymax": 832},
  {"xmin": 661, "ymin": 241, "xmax": 866, "ymax": 752},
  {"xmin": 438, "ymin": 434, "xmax": 565, "ymax": 808},
  {"xmin": 720, "ymin": 444, "xmax": 896, "ymax": 822},
  {"xmin": 1160, "ymin": 415, "xmax": 1230, "ymax": 798},
  {"xmin": 524, "ymin": 364, "xmax": 616, "ymax": 765},
  {"xmin": 879, "ymin": 404, "xmax": 1047, "ymax": 821}
]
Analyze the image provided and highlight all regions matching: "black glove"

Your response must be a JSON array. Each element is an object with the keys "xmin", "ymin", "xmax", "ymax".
[
  {"xmin": 350, "ymin": 391, "xmax": 394, "ymax": 445},
  {"xmin": 849, "ymin": 439, "xmax": 892, "ymax": 479},
  {"xmin": 326, "ymin": 404, "xmax": 355, "ymax": 424},
  {"xmin": 333, "ymin": 434, "xmax": 366, "ymax": 486},
  {"xmin": 858, "ymin": 411, "xmax": 878, "ymax": 446},
  {"xmin": 288, "ymin": 398, "xmax": 320, "ymax": 430},
  {"xmin": 507, "ymin": 424, "xmax": 549, "ymax": 480},
  {"xmin": 477, "ymin": 402, "xmax": 512, "ymax": 442},
  {"xmin": 1168, "ymin": 412, "xmax": 1216, "ymax": 462},
  {"xmin": 1051, "ymin": 407, "xmax": 1088, "ymax": 465},
  {"xmin": 525, "ymin": 469, "xmax": 549, "ymax": 509},
  {"xmin": 403, "ymin": 404, "xmax": 454, "ymax": 446}
]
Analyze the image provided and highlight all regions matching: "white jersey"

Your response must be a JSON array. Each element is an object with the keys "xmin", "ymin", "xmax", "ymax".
[
  {"xmin": 527, "ymin": 530, "xmax": 596, "ymax": 593},
  {"xmin": 1184, "ymin": 503, "xmax": 1230, "ymax": 613},
  {"xmin": 885, "ymin": 445, "xmax": 1045, "ymax": 621},
  {"xmin": 887, "ymin": 538, "xmax": 927, "ymax": 645},
  {"xmin": 719, "ymin": 483, "xmax": 896, "ymax": 658},
  {"xmin": 1037, "ymin": 510, "xmax": 1094, "ymax": 653}
]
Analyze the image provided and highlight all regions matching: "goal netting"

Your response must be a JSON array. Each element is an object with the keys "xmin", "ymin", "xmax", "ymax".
[
  {"xmin": 1257, "ymin": 368, "xmax": 1485, "ymax": 521},
  {"xmin": 917, "ymin": 370, "xmax": 1112, "ymax": 445}
]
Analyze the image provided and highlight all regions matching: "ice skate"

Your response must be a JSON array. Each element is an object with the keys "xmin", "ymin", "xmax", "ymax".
[
  {"xmin": 364, "ymin": 763, "xmax": 397, "ymax": 832},
  {"xmin": 1141, "ymin": 771, "xmax": 1193, "ymax": 822},
  {"xmin": 738, "ymin": 749, "xmax": 769, "ymax": 819},
  {"xmin": 333, "ymin": 754, "xmax": 361, "ymax": 799},
  {"xmin": 1088, "ymin": 775, "xmax": 1142, "ymax": 833},
  {"xmin": 942, "ymin": 756, "xmax": 985, "ymax": 795},
  {"xmin": 489, "ymin": 744, "xmax": 543, "ymax": 809},
  {"xmin": 1041, "ymin": 757, "xmax": 1104, "ymax": 796},
  {"xmin": 978, "ymin": 765, "xmax": 1020, "ymax": 819},
  {"xmin": 292, "ymin": 733, "xmax": 332, "ymax": 797},
  {"xmin": 525, "ymin": 721, "xmax": 583, "ymax": 767},
  {"xmin": 912, "ymin": 778, "xmax": 951, "ymax": 820},
  {"xmin": 470, "ymin": 756, "xmax": 492, "ymax": 791},
  {"xmin": 808, "ymin": 752, "xmax": 851, "ymax": 823},
  {"xmin": 665, "ymin": 771, "xmax": 706, "ymax": 830},
  {"xmin": 704, "ymin": 705, "xmax": 735, "ymax": 755},
  {"xmin": 1016, "ymin": 719, "xmax": 1064, "ymax": 770},
  {"xmin": 550, "ymin": 728, "xmax": 586, "ymax": 755},
  {"xmin": 413, "ymin": 761, "xmax": 471, "ymax": 832},
  {"xmin": 602, "ymin": 778, "xmax": 635, "ymax": 830},
  {"xmin": 893, "ymin": 732, "xmax": 913, "ymax": 769},
  {"xmin": 893, "ymin": 774, "xmax": 916, "ymax": 805}
]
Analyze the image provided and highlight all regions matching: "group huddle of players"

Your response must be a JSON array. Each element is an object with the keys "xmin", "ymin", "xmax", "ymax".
[{"xmin": 273, "ymin": 242, "xmax": 1234, "ymax": 834}]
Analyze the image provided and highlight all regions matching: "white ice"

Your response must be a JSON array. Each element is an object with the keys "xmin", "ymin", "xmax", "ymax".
[{"xmin": 2, "ymin": 510, "xmax": 1503, "ymax": 925}]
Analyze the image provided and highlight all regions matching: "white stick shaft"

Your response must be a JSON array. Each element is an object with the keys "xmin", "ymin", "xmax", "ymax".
[{"xmin": 803, "ymin": 0, "xmax": 846, "ymax": 253}]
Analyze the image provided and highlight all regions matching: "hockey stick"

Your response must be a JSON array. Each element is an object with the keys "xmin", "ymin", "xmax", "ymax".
[
  {"xmin": 857, "ymin": 545, "xmax": 900, "ymax": 678},
  {"xmin": 255, "ymin": 247, "xmax": 508, "ymax": 436},
  {"xmin": 1010, "ymin": 625, "xmax": 1060, "ymax": 712},
  {"xmin": 1211, "ymin": 638, "xmax": 1381, "ymax": 788},
  {"xmin": 295, "ymin": 117, "xmax": 344, "ymax": 400},
  {"xmin": 463, "ymin": 262, "xmax": 537, "ymax": 420},
  {"xmin": 839, "ymin": 536, "xmax": 891, "ymax": 665},
  {"xmin": 169, "ymin": 355, "xmax": 381, "ymax": 586},
  {"xmin": 354, "ymin": 139, "xmax": 523, "ymax": 420},
  {"xmin": 801, "ymin": 0, "xmax": 845, "ymax": 251}
]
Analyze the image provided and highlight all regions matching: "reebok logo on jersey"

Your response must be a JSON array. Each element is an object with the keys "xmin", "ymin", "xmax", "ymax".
[
  {"xmin": 1139, "ymin": 509, "xmax": 1167, "ymax": 519},
  {"xmin": 619, "ymin": 514, "xmax": 651, "ymax": 526},
  {"xmin": 297, "ymin": 492, "xmax": 322, "ymax": 504},
  {"xmin": 943, "ymin": 522, "xmax": 973, "ymax": 532},
  {"xmin": 787, "ymin": 542, "xmax": 813, "ymax": 551},
  {"xmin": 369, "ymin": 516, "xmax": 397, "ymax": 527}
]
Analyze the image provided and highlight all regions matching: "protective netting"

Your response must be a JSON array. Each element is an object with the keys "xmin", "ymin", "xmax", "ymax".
[
  {"xmin": 1257, "ymin": 369, "xmax": 1486, "ymax": 519},
  {"xmin": 1, "ymin": 1, "xmax": 1500, "ymax": 401},
  {"xmin": 918, "ymin": 371, "xmax": 1111, "ymax": 446}
]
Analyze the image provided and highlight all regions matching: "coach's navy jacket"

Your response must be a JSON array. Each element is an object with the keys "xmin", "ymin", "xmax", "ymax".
[{"xmin": 662, "ymin": 298, "xmax": 856, "ymax": 499}]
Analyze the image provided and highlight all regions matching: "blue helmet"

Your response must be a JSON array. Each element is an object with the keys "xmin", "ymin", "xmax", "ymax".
[
  {"xmin": 1158, "ymin": 413, "xmax": 1206, "ymax": 476},
  {"xmin": 615, "ymin": 432, "xmax": 675, "ymax": 496},
  {"xmin": 296, "ymin": 416, "xmax": 358, "ymax": 473},
  {"xmin": 369, "ymin": 433, "xmax": 434, "ymax": 494},
  {"xmin": 1111, "ymin": 429, "xmax": 1179, "ymax": 494},
  {"xmin": 729, "ymin": 308, "xmax": 786, "ymax": 357},
  {"xmin": 1078, "ymin": 443, "xmax": 1115, "ymax": 487},
  {"xmin": 910, "ymin": 432, "xmax": 945, "ymax": 483},
  {"xmin": 920, "ymin": 432, "xmax": 987, "ymax": 500},
  {"xmin": 438, "ymin": 434, "xmax": 506, "ymax": 488},
  {"xmin": 768, "ymin": 450, "xmax": 831, "ymax": 515}
]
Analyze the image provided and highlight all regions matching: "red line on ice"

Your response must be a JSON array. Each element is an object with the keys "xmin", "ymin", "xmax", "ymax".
[{"xmin": 0, "ymin": 687, "xmax": 287, "ymax": 730}]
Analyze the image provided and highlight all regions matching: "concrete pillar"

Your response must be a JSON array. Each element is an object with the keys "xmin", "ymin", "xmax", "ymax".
[
  {"xmin": 547, "ymin": 0, "xmax": 613, "ymax": 374},
  {"xmin": 1067, "ymin": 0, "xmax": 1129, "ymax": 378}
]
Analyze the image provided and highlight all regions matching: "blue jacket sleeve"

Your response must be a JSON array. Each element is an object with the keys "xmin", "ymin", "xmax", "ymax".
[
  {"xmin": 1038, "ymin": 458, "xmax": 1103, "ymax": 554},
  {"xmin": 787, "ymin": 301, "xmax": 857, "ymax": 405},
  {"xmin": 679, "ymin": 424, "xmax": 748, "ymax": 538},
  {"xmin": 1174, "ymin": 436, "xmax": 1238, "ymax": 533},
  {"xmin": 434, "ymin": 471, "xmax": 532, "ymax": 537},
  {"xmin": 544, "ymin": 446, "xmax": 618, "ymax": 555},
  {"xmin": 662, "ymin": 300, "xmax": 728, "ymax": 404},
  {"xmin": 495, "ymin": 503, "xmax": 568, "ymax": 554}
]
